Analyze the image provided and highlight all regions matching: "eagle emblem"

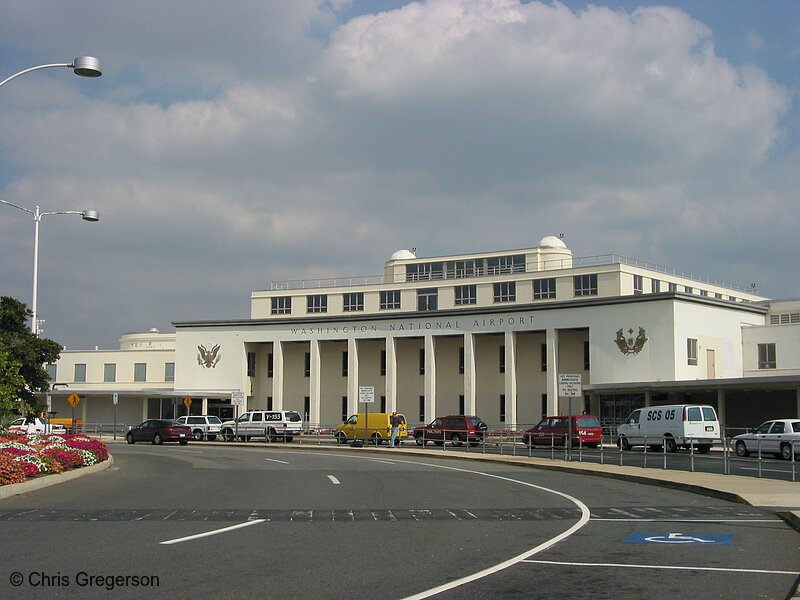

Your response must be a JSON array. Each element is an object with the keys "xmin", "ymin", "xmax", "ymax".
[
  {"xmin": 197, "ymin": 344, "xmax": 221, "ymax": 368},
  {"xmin": 614, "ymin": 327, "xmax": 648, "ymax": 356}
]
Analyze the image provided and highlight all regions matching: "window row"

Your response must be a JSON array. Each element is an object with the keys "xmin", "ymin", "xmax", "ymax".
[
  {"xmin": 405, "ymin": 254, "xmax": 526, "ymax": 281},
  {"xmin": 48, "ymin": 362, "xmax": 176, "ymax": 383}
]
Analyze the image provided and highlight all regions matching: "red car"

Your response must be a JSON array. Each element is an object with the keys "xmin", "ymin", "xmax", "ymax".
[
  {"xmin": 414, "ymin": 415, "xmax": 487, "ymax": 447},
  {"xmin": 523, "ymin": 415, "xmax": 602, "ymax": 448},
  {"xmin": 126, "ymin": 419, "xmax": 191, "ymax": 445}
]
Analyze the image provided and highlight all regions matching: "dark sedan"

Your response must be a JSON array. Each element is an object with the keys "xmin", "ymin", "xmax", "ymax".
[{"xmin": 126, "ymin": 419, "xmax": 191, "ymax": 445}]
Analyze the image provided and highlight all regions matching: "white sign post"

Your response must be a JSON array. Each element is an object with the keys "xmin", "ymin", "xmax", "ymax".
[
  {"xmin": 231, "ymin": 391, "xmax": 245, "ymax": 441},
  {"xmin": 359, "ymin": 386, "xmax": 375, "ymax": 444},
  {"xmin": 559, "ymin": 374, "xmax": 582, "ymax": 457}
]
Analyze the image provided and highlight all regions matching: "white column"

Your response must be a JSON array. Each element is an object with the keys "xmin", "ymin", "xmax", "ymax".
[
  {"xmin": 424, "ymin": 334, "xmax": 436, "ymax": 421},
  {"xmin": 464, "ymin": 332, "xmax": 476, "ymax": 415},
  {"xmin": 546, "ymin": 328, "xmax": 559, "ymax": 415},
  {"xmin": 273, "ymin": 341, "xmax": 284, "ymax": 410},
  {"xmin": 504, "ymin": 330, "xmax": 517, "ymax": 427},
  {"xmin": 347, "ymin": 338, "xmax": 359, "ymax": 415},
  {"xmin": 385, "ymin": 336, "xmax": 397, "ymax": 411},
  {"xmin": 309, "ymin": 339, "xmax": 321, "ymax": 426}
]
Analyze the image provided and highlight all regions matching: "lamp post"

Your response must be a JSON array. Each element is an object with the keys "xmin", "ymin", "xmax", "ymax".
[
  {"xmin": 0, "ymin": 56, "xmax": 102, "ymax": 88},
  {"xmin": 0, "ymin": 199, "xmax": 100, "ymax": 335}
]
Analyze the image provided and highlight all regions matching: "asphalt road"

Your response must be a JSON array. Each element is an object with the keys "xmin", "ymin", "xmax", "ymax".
[{"xmin": 1, "ymin": 444, "xmax": 798, "ymax": 600}]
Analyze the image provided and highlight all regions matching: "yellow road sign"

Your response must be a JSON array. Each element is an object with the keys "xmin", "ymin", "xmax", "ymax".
[
  {"xmin": 183, "ymin": 395, "xmax": 192, "ymax": 409},
  {"xmin": 67, "ymin": 393, "xmax": 81, "ymax": 408}
]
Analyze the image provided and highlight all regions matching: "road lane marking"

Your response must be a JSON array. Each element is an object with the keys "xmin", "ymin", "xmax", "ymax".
[
  {"xmin": 327, "ymin": 475, "xmax": 341, "ymax": 485},
  {"xmin": 522, "ymin": 560, "xmax": 799, "ymax": 576},
  {"xmin": 265, "ymin": 458, "xmax": 289, "ymax": 464},
  {"xmin": 160, "ymin": 519, "xmax": 266, "ymax": 545},
  {"xmin": 591, "ymin": 518, "xmax": 782, "ymax": 523},
  {"xmin": 368, "ymin": 459, "xmax": 396, "ymax": 465}
]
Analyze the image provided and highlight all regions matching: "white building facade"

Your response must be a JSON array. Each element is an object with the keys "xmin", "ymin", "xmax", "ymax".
[{"xmin": 44, "ymin": 237, "xmax": 800, "ymax": 431}]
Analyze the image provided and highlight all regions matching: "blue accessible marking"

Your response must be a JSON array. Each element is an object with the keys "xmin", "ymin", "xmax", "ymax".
[{"xmin": 625, "ymin": 532, "xmax": 734, "ymax": 545}]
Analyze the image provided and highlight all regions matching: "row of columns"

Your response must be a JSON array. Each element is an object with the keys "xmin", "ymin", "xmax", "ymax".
[{"xmin": 266, "ymin": 328, "xmax": 562, "ymax": 426}]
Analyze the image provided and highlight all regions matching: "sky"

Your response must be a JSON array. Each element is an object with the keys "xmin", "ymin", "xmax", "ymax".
[{"xmin": 0, "ymin": 0, "xmax": 798, "ymax": 351}]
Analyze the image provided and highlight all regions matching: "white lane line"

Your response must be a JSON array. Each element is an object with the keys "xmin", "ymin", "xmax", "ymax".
[
  {"xmin": 591, "ymin": 518, "xmax": 782, "ymax": 523},
  {"xmin": 522, "ymin": 560, "xmax": 799, "ymax": 576},
  {"xmin": 368, "ymin": 459, "xmax": 396, "ymax": 465},
  {"xmin": 160, "ymin": 519, "xmax": 265, "ymax": 545},
  {"xmin": 265, "ymin": 458, "xmax": 290, "ymax": 464},
  {"xmin": 400, "ymin": 460, "xmax": 590, "ymax": 600},
  {"xmin": 327, "ymin": 475, "xmax": 341, "ymax": 485}
]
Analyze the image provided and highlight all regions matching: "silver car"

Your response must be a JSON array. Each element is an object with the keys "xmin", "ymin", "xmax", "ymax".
[
  {"xmin": 732, "ymin": 419, "xmax": 800, "ymax": 460},
  {"xmin": 176, "ymin": 415, "xmax": 222, "ymax": 441}
]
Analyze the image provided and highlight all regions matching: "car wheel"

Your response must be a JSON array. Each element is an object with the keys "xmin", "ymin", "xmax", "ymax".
[
  {"xmin": 152, "ymin": 433, "xmax": 163, "ymax": 445},
  {"xmin": 434, "ymin": 441, "xmax": 444, "ymax": 446},
  {"xmin": 697, "ymin": 444, "xmax": 711, "ymax": 454},
  {"xmin": 208, "ymin": 435, "xmax": 217, "ymax": 441},
  {"xmin": 192, "ymin": 429, "xmax": 204, "ymax": 441},
  {"xmin": 523, "ymin": 435, "xmax": 534, "ymax": 448},
  {"xmin": 222, "ymin": 428, "xmax": 235, "ymax": 442},
  {"xmin": 126, "ymin": 433, "xmax": 135, "ymax": 445},
  {"xmin": 451, "ymin": 433, "xmax": 462, "ymax": 447},
  {"xmin": 370, "ymin": 433, "xmax": 382, "ymax": 446},
  {"xmin": 664, "ymin": 437, "xmax": 678, "ymax": 453},
  {"xmin": 586, "ymin": 443, "xmax": 598, "ymax": 449},
  {"xmin": 285, "ymin": 436, "xmax": 294, "ymax": 443},
  {"xmin": 179, "ymin": 439, "xmax": 189, "ymax": 446},
  {"xmin": 780, "ymin": 443, "xmax": 793, "ymax": 461},
  {"xmin": 335, "ymin": 432, "xmax": 348, "ymax": 445},
  {"xmin": 734, "ymin": 441, "xmax": 750, "ymax": 457},
  {"xmin": 265, "ymin": 428, "xmax": 277, "ymax": 443},
  {"xmin": 415, "ymin": 435, "xmax": 426, "ymax": 446},
  {"xmin": 618, "ymin": 435, "xmax": 631, "ymax": 451}
]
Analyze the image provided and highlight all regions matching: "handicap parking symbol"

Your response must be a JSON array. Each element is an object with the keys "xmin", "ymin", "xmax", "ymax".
[{"xmin": 625, "ymin": 532, "xmax": 734, "ymax": 545}]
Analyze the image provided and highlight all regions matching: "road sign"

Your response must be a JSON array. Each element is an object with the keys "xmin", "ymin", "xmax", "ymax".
[
  {"xmin": 67, "ymin": 392, "xmax": 81, "ymax": 408},
  {"xmin": 112, "ymin": 393, "xmax": 119, "ymax": 405},
  {"xmin": 183, "ymin": 395, "xmax": 192, "ymax": 409},
  {"xmin": 359, "ymin": 386, "xmax": 375, "ymax": 403},
  {"xmin": 558, "ymin": 373, "xmax": 582, "ymax": 397},
  {"xmin": 625, "ymin": 532, "xmax": 734, "ymax": 545},
  {"xmin": 231, "ymin": 391, "xmax": 245, "ymax": 406}
]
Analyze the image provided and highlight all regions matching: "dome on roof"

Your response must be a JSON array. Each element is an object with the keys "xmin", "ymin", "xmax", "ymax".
[
  {"xmin": 390, "ymin": 249, "xmax": 416, "ymax": 261},
  {"xmin": 538, "ymin": 236, "xmax": 568, "ymax": 249}
]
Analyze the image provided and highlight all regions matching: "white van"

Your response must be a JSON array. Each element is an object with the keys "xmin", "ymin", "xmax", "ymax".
[
  {"xmin": 220, "ymin": 410, "xmax": 303, "ymax": 442},
  {"xmin": 616, "ymin": 404, "xmax": 720, "ymax": 454}
]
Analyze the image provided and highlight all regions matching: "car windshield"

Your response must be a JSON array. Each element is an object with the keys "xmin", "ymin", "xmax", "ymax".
[
  {"xmin": 755, "ymin": 422, "xmax": 773, "ymax": 434},
  {"xmin": 793, "ymin": 422, "xmax": 800, "ymax": 433},
  {"xmin": 208, "ymin": 417, "xmax": 222, "ymax": 424},
  {"xmin": 577, "ymin": 416, "xmax": 600, "ymax": 428},
  {"xmin": 286, "ymin": 412, "xmax": 302, "ymax": 422}
]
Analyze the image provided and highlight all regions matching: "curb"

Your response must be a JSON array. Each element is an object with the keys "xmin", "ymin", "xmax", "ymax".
[{"xmin": 0, "ymin": 455, "xmax": 114, "ymax": 500}]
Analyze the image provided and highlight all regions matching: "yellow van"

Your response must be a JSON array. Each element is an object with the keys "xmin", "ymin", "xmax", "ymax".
[{"xmin": 335, "ymin": 413, "xmax": 408, "ymax": 445}]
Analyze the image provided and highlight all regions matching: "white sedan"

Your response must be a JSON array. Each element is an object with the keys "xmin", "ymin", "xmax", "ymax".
[{"xmin": 732, "ymin": 419, "xmax": 800, "ymax": 460}]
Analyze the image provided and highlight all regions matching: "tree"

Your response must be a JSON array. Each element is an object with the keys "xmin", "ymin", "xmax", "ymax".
[{"xmin": 0, "ymin": 297, "xmax": 62, "ymax": 418}]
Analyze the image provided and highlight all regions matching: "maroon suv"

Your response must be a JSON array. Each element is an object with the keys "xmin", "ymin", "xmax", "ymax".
[
  {"xmin": 522, "ymin": 415, "xmax": 602, "ymax": 448},
  {"xmin": 414, "ymin": 415, "xmax": 488, "ymax": 447}
]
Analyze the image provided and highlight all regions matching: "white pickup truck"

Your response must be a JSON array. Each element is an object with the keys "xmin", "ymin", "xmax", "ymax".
[{"xmin": 7, "ymin": 417, "xmax": 66, "ymax": 434}]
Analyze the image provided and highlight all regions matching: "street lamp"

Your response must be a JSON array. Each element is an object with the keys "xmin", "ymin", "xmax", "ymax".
[
  {"xmin": 0, "ymin": 199, "xmax": 100, "ymax": 335},
  {"xmin": 0, "ymin": 56, "xmax": 102, "ymax": 88}
]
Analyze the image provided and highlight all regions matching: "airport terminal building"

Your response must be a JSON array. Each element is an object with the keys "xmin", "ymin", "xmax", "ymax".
[{"xmin": 44, "ymin": 237, "xmax": 800, "ymax": 432}]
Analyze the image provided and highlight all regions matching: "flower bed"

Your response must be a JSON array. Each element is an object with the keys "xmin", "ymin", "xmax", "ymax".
[{"xmin": 0, "ymin": 431, "xmax": 109, "ymax": 486}]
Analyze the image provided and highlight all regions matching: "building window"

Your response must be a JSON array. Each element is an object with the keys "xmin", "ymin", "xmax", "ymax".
[
  {"xmin": 770, "ymin": 312, "xmax": 800, "ymax": 324},
  {"xmin": 651, "ymin": 279, "xmax": 661, "ymax": 293},
  {"xmin": 417, "ymin": 288, "xmax": 438, "ymax": 311},
  {"xmin": 342, "ymin": 351, "xmax": 348, "ymax": 377},
  {"xmin": 449, "ymin": 260, "xmax": 478, "ymax": 278},
  {"xmin": 668, "ymin": 282, "xmax": 677, "ymax": 292},
  {"xmin": 341, "ymin": 397, "xmax": 348, "ymax": 422},
  {"xmin": 458, "ymin": 347, "xmax": 464, "ymax": 374},
  {"xmin": 541, "ymin": 394, "xmax": 548, "ymax": 417},
  {"xmin": 267, "ymin": 353, "xmax": 273, "ymax": 377},
  {"xmin": 499, "ymin": 345, "xmax": 505, "ymax": 373},
  {"xmin": 633, "ymin": 275, "xmax": 643, "ymax": 295},
  {"xmin": 493, "ymin": 281, "xmax": 516, "ymax": 303},
  {"xmin": 165, "ymin": 362, "xmax": 175, "ymax": 382},
  {"xmin": 380, "ymin": 350, "xmax": 386, "ymax": 376},
  {"xmin": 419, "ymin": 396, "xmax": 425, "ymax": 422},
  {"xmin": 304, "ymin": 397, "xmax": 310, "ymax": 422},
  {"xmin": 574, "ymin": 274, "xmax": 598, "ymax": 296},
  {"xmin": 46, "ymin": 364, "xmax": 57, "ymax": 381},
  {"xmin": 134, "ymin": 363, "xmax": 147, "ymax": 382},
  {"xmin": 247, "ymin": 352, "xmax": 256, "ymax": 377},
  {"xmin": 684, "ymin": 286, "xmax": 693, "ymax": 294},
  {"xmin": 380, "ymin": 396, "xmax": 386, "ymax": 412},
  {"xmin": 583, "ymin": 341, "xmax": 590, "ymax": 370},
  {"xmin": 454, "ymin": 284, "xmax": 477, "ymax": 305},
  {"xmin": 406, "ymin": 262, "xmax": 443, "ymax": 281},
  {"xmin": 304, "ymin": 352, "xmax": 310, "ymax": 377},
  {"xmin": 419, "ymin": 348, "xmax": 425, "ymax": 375},
  {"xmin": 266, "ymin": 396, "xmax": 273, "ymax": 411},
  {"xmin": 715, "ymin": 293, "xmax": 723, "ymax": 299},
  {"xmin": 380, "ymin": 290, "xmax": 401, "ymax": 310},
  {"xmin": 459, "ymin": 395, "xmax": 465, "ymax": 415},
  {"xmin": 271, "ymin": 296, "xmax": 291, "ymax": 315},
  {"xmin": 687, "ymin": 338, "xmax": 698, "ymax": 366},
  {"xmin": 540, "ymin": 344, "xmax": 547, "ymax": 372},
  {"xmin": 74, "ymin": 364, "xmax": 86, "ymax": 383},
  {"xmin": 343, "ymin": 292, "xmax": 364, "ymax": 312},
  {"xmin": 758, "ymin": 343, "xmax": 776, "ymax": 369},
  {"xmin": 307, "ymin": 294, "xmax": 327, "ymax": 313},
  {"xmin": 487, "ymin": 255, "xmax": 524, "ymax": 275},
  {"xmin": 533, "ymin": 278, "xmax": 556, "ymax": 300},
  {"xmin": 103, "ymin": 363, "xmax": 116, "ymax": 383},
  {"xmin": 499, "ymin": 395, "xmax": 506, "ymax": 423}
]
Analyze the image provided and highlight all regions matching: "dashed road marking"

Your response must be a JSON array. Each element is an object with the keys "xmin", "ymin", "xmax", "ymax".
[
  {"xmin": 160, "ymin": 519, "xmax": 265, "ymax": 545},
  {"xmin": 327, "ymin": 475, "xmax": 341, "ymax": 485}
]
